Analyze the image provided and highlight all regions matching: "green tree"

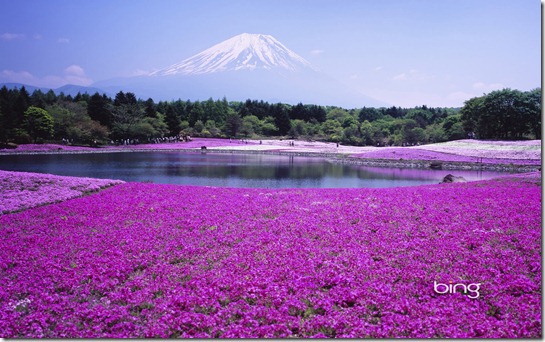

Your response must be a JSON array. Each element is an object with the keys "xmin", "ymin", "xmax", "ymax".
[
  {"xmin": 321, "ymin": 119, "xmax": 342, "ymax": 141},
  {"xmin": 224, "ymin": 111, "xmax": 243, "ymax": 137},
  {"xmin": 241, "ymin": 115, "xmax": 262, "ymax": 136},
  {"xmin": 405, "ymin": 108, "xmax": 434, "ymax": 128},
  {"xmin": 341, "ymin": 115, "xmax": 358, "ymax": 128},
  {"xmin": 30, "ymin": 89, "xmax": 47, "ymax": 109},
  {"xmin": 390, "ymin": 118, "xmax": 419, "ymax": 145},
  {"xmin": 88, "ymin": 92, "xmax": 112, "ymax": 127},
  {"xmin": 289, "ymin": 119, "xmax": 307, "ymax": 138},
  {"xmin": 424, "ymin": 123, "xmax": 447, "ymax": 143},
  {"xmin": 442, "ymin": 114, "xmax": 465, "ymax": 140},
  {"xmin": 525, "ymin": 88, "xmax": 541, "ymax": 139},
  {"xmin": 370, "ymin": 120, "xmax": 392, "ymax": 146},
  {"xmin": 111, "ymin": 99, "xmax": 145, "ymax": 140},
  {"xmin": 271, "ymin": 104, "xmax": 291, "ymax": 135},
  {"xmin": 24, "ymin": 106, "xmax": 54, "ymax": 142},
  {"xmin": 0, "ymin": 101, "xmax": 6, "ymax": 144},
  {"xmin": 202, "ymin": 98, "xmax": 226, "ymax": 124},
  {"xmin": 359, "ymin": 120, "xmax": 374, "ymax": 145},
  {"xmin": 194, "ymin": 120, "xmax": 205, "ymax": 133},
  {"xmin": 481, "ymin": 89, "xmax": 521, "ymax": 139},
  {"xmin": 460, "ymin": 88, "xmax": 541, "ymax": 139},
  {"xmin": 145, "ymin": 113, "xmax": 169, "ymax": 138},
  {"xmin": 460, "ymin": 96, "xmax": 483, "ymax": 135},
  {"xmin": 0, "ymin": 86, "xmax": 22, "ymax": 142},
  {"xmin": 6, "ymin": 87, "xmax": 31, "ymax": 141},
  {"xmin": 405, "ymin": 127, "xmax": 426, "ymax": 144},
  {"xmin": 44, "ymin": 90, "xmax": 57, "ymax": 106},
  {"xmin": 289, "ymin": 103, "xmax": 308, "ymax": 121},
  {"xmin": 128, "ymin": 121, "xmax": 156, "ymax": 140},
  {"xmin": 261, "ymin": 116, "xmax": 279, "ymax": 136},
  {"xmin": 359, "ymin": 107, "xmax": 382, "ymax": 122},
  {"xmin": 165, "ymin": 106, "xmax": 181, "ymax": 136},
  {"xmin": 308, "ymin": 105, "xmax": 327, "ymax": 122},
  {"xmin": 144, "ymin": 98, "xmax": 157, "ymax": 118},
  {"xmin": 15, "ymin": 86, "xmax": 31, "ymax": 123},
  {"xmin": 179, "ymin": 120, "xmax": 190, "ymax": 136},
  {"xmin": 204, "ymin": 120, "xmax": 221, "ymax": 137},
  {"xmin": 342, "ymin": 124, "xmax": 362, "ymax": 145},
  {"xmin": 189, "ymin": 101, "xmax": 205, "ymax": 126},
  {"xmin": 326, "ymin": 108, "xmax": 350, "ymax": 123}
]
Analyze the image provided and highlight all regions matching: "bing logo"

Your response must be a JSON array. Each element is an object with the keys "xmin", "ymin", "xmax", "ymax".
[{"xmin": 434, "ymin": 281, "xmax": 481, "ymax": 299}]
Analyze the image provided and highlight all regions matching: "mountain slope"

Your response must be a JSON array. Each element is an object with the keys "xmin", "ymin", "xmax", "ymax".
[
  {"xmin": 149, "ymin": 33, "xmax": 313, "ymax": 76},
  {"xmin": 94, "ymin": 33, "xmax": 388, "ymax": 108}
]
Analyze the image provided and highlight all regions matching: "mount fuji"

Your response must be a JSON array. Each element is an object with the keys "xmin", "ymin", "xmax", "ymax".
[
  {"xmin": 94, "ymin": 33, "xmax": 386, "ymax": 108},
  {"xmin": 150, "ymin": 33, "xmax": 314, "ymax": 76}
]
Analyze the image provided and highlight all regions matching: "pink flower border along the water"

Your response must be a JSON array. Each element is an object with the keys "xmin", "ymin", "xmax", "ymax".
[
  {"xmin": 0, "ymin": 144, "xmax": 98, "ymax": 153},
  {"xmin": 104, "ymin": 138, "xmax": 259, "ymax": 151},
  {"xmin": 351, "ymin": 148, "xmax": 541, "ymax": 165},
  {"xmin": 351, "ymin": 139, "xmax": 542, "ymax": 167},
  {"xmin": 0, "ymin": 138, "xmax": 257, "ymax": 154},
  {"xmin": 0, "ymin": 170, "xmax": 124, "ymax": 214},
  {"xmin": 0, "ymin": 172, "xmax": 540, "ymax": 338},
  {"xmin": 2, "ymin": 139, "xmax": 540, "ymax": 170}
]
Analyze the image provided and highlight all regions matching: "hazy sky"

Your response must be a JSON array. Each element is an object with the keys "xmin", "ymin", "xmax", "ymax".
[{"xmin": 0, "ymin": 0, "xmax": 540, "ymax": 107}]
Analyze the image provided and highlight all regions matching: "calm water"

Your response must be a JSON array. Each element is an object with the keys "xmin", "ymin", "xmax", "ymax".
[{"xmin": 0, "ymin": 152, "xmax": 508, "ymax": 188}]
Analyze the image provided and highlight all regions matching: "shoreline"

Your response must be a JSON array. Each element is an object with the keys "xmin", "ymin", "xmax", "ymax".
[{"xmin": 0, "ymin": 145, "xmax": 540, "ymax": 173}]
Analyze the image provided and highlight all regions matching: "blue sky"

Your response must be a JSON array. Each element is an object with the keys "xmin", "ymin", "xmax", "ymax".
[{"xmin": 0, "ymin": 0, "xmax": 540, "ymax": 107}]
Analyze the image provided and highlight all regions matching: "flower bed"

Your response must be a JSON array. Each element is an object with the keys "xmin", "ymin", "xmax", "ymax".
[
  {"xmin": 0, "ymin": 144, "xmax": 97, "ymax": 152},
  {"xmin": 0, "ymin": 171, "xmax": 124, "ymax": 214},
  {"xmin": 413, "ymin": 139, "xmax": 541, "ymax": 160},
  {"xmin": 351, "ymin": 148, "xmax": 541, "ymax": 165},
  {"xmin": 104, "ymin": 138, "xmax": 258, "ymax": 150},
  {"xmin": 0, "ymin": 172, "xmax": 541, "ymax": 338},
  {"xmin": 1, "ymin": 139, "xmax": 541, "ymax": 169},
  {"xmin": 0, "ymin": 138, "xmax": 256, "ymax": 154}
]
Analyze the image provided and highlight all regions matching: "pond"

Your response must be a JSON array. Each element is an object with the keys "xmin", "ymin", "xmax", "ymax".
[{"xmin": 0, "ymin": 151, "xmax": 508, "ymax": 188}]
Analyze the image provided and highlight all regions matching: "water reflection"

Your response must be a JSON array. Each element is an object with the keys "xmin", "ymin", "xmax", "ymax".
[{"xmin": 0, "ymin": 151, "xmax": 508, "ymax": 188}]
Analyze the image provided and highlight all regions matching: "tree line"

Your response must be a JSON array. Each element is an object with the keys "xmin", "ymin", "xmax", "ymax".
[
  {"xmin": 0, "ymin": 86, "xmax": 540, "ymax": 147},
  {"xmin": 460, "ymin": 88, "xmax": 541, "ymax": 140}
]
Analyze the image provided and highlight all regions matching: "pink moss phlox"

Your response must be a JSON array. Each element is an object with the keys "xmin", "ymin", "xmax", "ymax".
[
  {"xmin": 0, "ymin": 138, "xmax": 257, "ymax": 154},
  {"xmin": 0, "ymin": 170, "xmax": 124, "ymax": 214},
  {"xmin": 0, "ymin": 144, "xmax": 97, "ymax": 152},
  {"xmin": 351, "ymin": 148, "xmax": 541, "ymax": 165},
  {"xmin": 0, "ymin": 172, "xmax": 541, "ymax": 337}
]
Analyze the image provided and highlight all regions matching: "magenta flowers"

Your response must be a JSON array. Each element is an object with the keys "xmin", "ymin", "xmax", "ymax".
[
  {"xmin": 0, "ymin": 172, "xmax": 541, "ymax": 338},
  {"xmin": 0, "ymin": 138, "xmax": 256, "ymax": 154},
  {"xmin": 351, "ymin": 147, "xmax": 541, "ymax": 165},
  {"xmin": 0, "ymin": 170, "xmax": 123, "ymax": 214}
]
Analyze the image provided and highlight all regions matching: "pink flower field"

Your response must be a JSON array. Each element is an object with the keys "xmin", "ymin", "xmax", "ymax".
[
  {"xmin": 351, "ymin": 148, "xmax": 541, "ymax": 165},
  {"xmin": 0, "ymin": 144, "xmax": 98, "ymax": 153},
  {"xmin": 103, "ymin": 138, "xmax": 258, "ymax": 151},
  {"xmin": 0, "ymin": 171, "xmax": 124, "ymax": 214},
  {"xmin": 0, "ymin": 172, "xmax": 541, "ymax": 338},
  {"xmin": 0, "ymin": 139, "xmax": 256, "ymax": 154}
]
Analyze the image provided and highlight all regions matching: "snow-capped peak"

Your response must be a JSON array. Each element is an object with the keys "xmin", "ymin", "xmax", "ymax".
[{"xmin": 149, "ymin": 33, "xmax": 314, "ymax": 76}]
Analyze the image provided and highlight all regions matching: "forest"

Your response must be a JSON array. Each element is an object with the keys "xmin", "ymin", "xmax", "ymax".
[{"xmin": 0, "ymin": 86, "xmax": 540, "ymax": 148}]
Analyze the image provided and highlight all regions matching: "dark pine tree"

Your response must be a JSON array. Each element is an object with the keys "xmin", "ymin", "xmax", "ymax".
[
  {"xmin": 88, "ymin": 92, "xmax": 113, "ymax": 127},
  {"xmin": 144, "ymin": 98, "xmax": 157, "ymax": 118},
  {"xmin": 272, "ymin": 103, "xmax": 291, "ymax": 135}
]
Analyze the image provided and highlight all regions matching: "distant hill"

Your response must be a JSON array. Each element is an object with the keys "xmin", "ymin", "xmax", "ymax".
[
  {"xmin": 2, "ymin": 33, "xmax": 389, "ymax": 108},
  {"xmin": 94, "ymin": 33, "xmax": 389, "ymax": 108},
  {"xmin": 55, "ymin": 84, "xmax": 109, "ymax": 97},
  {"xmin": 0, "ymin": 83, "xmax": 113, "ymax": 98},
  {"xmin": 0, "ymin": 83, "xmax": 50, "ymax": 94}
]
